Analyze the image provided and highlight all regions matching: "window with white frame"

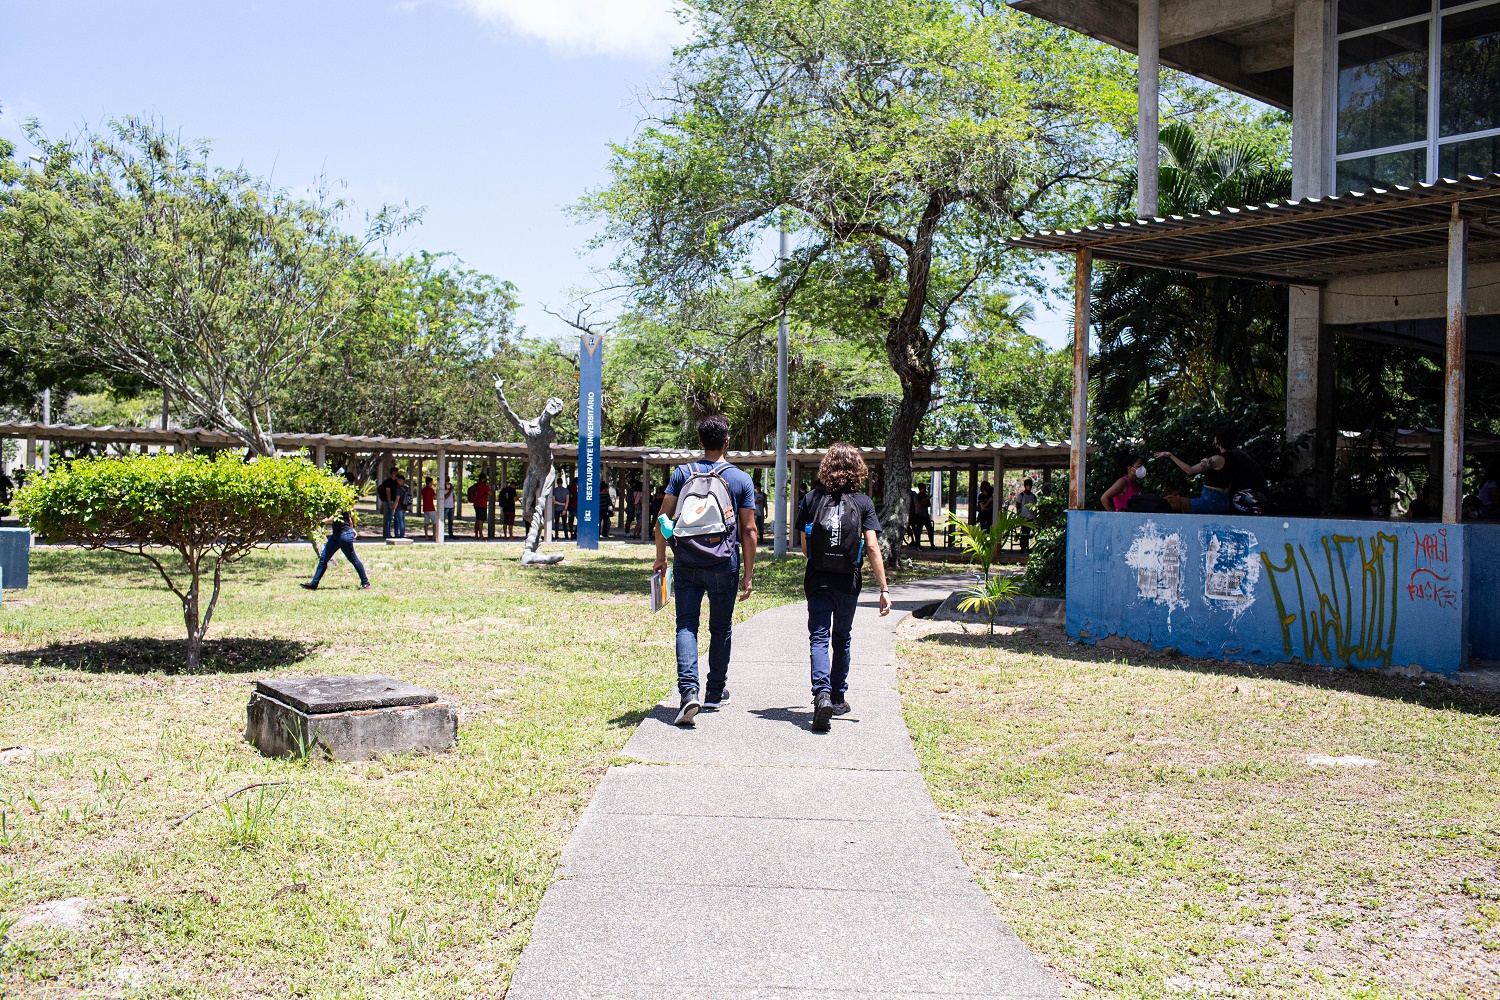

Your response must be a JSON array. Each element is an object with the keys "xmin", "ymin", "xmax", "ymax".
[{"xmin": 1336, "ymin": 0, "xmax": 1500, "ymax": 193}]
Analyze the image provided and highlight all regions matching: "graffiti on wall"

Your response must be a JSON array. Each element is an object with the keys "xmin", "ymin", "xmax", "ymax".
[
  {"xmin": 1200, "ymin": 526, "xmax": 1259, "ymax": 617},
  {"xmin": 1408, "ymin": 528, "xmax": 1458, "ymax": 608},
  {"xmin": 1260, "ymin": 532, "xmax": 1400, "ymax": 667},
  {"xmin": 1124, "ymin": 521, "xmax": 1186, "ymax": 614}
]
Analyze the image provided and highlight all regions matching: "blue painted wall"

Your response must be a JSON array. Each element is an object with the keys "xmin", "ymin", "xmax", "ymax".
[
  {"xmin": 1468, "ymin": 524, "xmax": 1500, "ymax": 663},
  {"xmin": 1066, "ymin": 511, "xmax": 1490, "ymax": 677},
  {"xmin": 0, "ymin": 528, "xmax": 30, "ymax": 589}
]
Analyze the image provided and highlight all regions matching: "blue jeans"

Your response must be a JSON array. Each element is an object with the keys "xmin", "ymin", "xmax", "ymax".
[
  {"xmin": 674, "ymin": 566, "xmax": 738, "ymax": 698},
  {"xmin": 1188, "ymin": 487, "xmax": 1233, "ymax": 514},
  {"xmin": 311, "ymin": 530, "xmax": 368, "ymax": 587},
  {"xmin": 444, "ymin": 508, "xmax": 454, "ymax": 535},
  {"xmin": 807, "ymin": 589, "xmax": 859, "ymax": 697},
  {"xmin": 383, "ymin": 507, "xmax": 394, "ymax": 538}
]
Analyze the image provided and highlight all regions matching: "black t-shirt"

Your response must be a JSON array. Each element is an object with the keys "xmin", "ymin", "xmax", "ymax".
[
  {"xmin": 797, "ymin": 487, "xmax": 881, "ymax": 596},
  {"xmin": 499, "ymin": 485, "xmax": 517, "ymax": 510},
  {"xmin": 378, "ymin": 477, "xmax": 399, "ymax": 504}
]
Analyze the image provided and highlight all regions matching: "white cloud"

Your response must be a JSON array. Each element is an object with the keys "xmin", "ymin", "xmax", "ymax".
[{"xmin": 454, "ymin": 0, "xmax": 689, "ymax": 59}]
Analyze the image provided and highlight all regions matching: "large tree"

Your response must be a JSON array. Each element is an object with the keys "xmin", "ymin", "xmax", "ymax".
[
  {"xmin": 0, "ymin": 117, "xmax": 409, "ymax": 455},
  {"xmin": 585, "ymin": 0, "xmax": 1131, "ymax": 557}
]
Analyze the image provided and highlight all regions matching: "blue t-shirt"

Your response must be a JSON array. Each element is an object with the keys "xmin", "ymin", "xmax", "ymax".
[{"xmin": 666, "ymin": 459, "xmax": 757, "ymax": 572}]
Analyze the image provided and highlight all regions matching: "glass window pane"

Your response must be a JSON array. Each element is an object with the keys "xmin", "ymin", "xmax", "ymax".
[
  {"xmin": 1440, "ymin": 6, "xmax": 1500, "ymax": 135},
  {"xmin": 1336, "ymin": 147, "xmax": 1427, "ymax": 192},
  {"xmin": 1341, "ymin": 1, "xmax": 1431, "ymax": 33},
  {"xmin": 1439, "ymin": 134, "xmax": 1500, "ymax": 177},
  {"xmin": 1339, "ymin": 24, "xmax": 1431, "ymax": 153}
]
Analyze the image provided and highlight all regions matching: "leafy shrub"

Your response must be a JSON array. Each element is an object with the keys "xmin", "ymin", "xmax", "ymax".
[
  {"xmin": 15, "ymin": 453, "xmax": 354, "ymax": 670},
  {"xmin": 1021, "ymin": 488, "xmax": 1068, "ymax": 598}
]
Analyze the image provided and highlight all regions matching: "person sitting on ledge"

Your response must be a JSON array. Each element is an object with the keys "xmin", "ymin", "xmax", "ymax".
[
  {"xmin": 1101, "ymin": 454, "xmax": 1145, "ymax": 511},
  {"xmin": 1155, "ymin": 425, "xmax": 1267, "ymax": 515}
]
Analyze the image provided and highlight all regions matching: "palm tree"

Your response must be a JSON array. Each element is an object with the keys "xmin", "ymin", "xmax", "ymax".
[{"xmin": 1090, "ymin": 123, "xmax": 1292, "ymax": 416}]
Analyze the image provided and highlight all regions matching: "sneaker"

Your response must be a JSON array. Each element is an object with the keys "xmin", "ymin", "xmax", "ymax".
[
  {"xmin": 359, "ymin": 583, "xmax": 372, "ymax": 590},
  {"xmin": 675, "ymin": 689, "xmax": 702, "ymax": 727},
  {"xmin": 831, "ymin": 696, "xmax": 851, "ymax": 716},
  {"xmin": 812, "ymin": 691, "xmax": 833, "ymax": 732},
  {"xmin": 703, "ymin": 688, "xmax": 730, "ymax": 710},
  {"xmin": 300, "ymin": 582, "xmax": 318, "ymax": 590}
]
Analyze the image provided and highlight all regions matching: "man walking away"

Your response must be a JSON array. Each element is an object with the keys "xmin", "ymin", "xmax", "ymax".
[
  {"xmin": 302, "ymin": 506, "xmax": 371, "ymax": 590},
  {"xmin": 654, "ymin": 414, "xmax": 758, "ymax": 726},
  {"xmin": 469, "ymin": 473, "xmax": 491, "ymax": 538},
  {"xmin": 798, "ymin": 442, "xmax": 890, "ymax": 732}
]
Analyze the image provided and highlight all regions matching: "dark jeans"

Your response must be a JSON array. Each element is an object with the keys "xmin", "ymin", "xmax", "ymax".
[
  {"xmin": 444, "ymin": 508, "xmax": 454, "ymax": 535},
  {"xmin": 807, "ymin": 589, "xmax": 859, "ymax": 697},
  {"xmin": 311, "ymin": 529, "xmax": 368, "ymax": 587},
  {"xmin": 393, "ymin": 509, "xmax": 406, "ymax": 537},
  {"xmin": 674, "ymin": 565, "xmax": 739, "ymax": 698},
  {"xmin": 383, "ymin": 507, "xmax": 394, "ymax": 538}
]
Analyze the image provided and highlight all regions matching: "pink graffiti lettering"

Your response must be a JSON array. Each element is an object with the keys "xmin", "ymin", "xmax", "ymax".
[
  {"xmin": 1406, "ymin": 579, "xmax": 1459, "ymax": 608},
  {"xmin": 1407, "ymin": 529, "xmax": 1454, "ymax": 604}
]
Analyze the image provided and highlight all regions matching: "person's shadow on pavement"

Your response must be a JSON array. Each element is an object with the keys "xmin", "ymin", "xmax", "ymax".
[{"xmin": 749, "ymin": 705, "xmax": 859, "ymax": 732}]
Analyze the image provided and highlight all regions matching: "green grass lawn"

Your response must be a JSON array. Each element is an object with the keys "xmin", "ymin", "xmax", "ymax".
[
  {"xmin": 0, "ymin": 540, "xmax": 946, "ymax": 998},
  {"xmin": 898, "ymin": 618, "xmax": 1500, "ymax": 1000}
]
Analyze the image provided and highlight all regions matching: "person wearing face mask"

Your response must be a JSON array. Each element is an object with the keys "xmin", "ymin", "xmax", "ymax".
[{"xmin": 1101, "ymin": 455, "xmax": 1146, "ymax": 511}]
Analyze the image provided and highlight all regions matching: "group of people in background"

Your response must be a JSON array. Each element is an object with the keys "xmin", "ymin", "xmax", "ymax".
[
  {"xmin": 904, "ymin": 477, "xmax": 1038, "ymax": 553},
  {"xmin": 374, "ymin": 468, "xmax": 517, "ymax": 540}
]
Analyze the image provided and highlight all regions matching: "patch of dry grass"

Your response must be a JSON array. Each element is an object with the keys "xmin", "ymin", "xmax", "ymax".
[{"xmin": 898, "ymin": 618, "xmax": 1500, "ymax": 1000}]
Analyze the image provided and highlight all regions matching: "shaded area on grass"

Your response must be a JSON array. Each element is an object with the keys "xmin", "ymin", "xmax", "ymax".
[
  {"xmin": 3, "ymin": 637, "xmax": 314, "ymax": 675},
  {"xmin": 914, "ymin": 624, "xmax": 1500, "ymax": 716}
]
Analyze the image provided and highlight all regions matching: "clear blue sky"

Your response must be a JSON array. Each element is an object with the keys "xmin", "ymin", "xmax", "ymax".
[{"xmin": 0, "ymin": 0, "xmax": 1071, "ymax": 347}]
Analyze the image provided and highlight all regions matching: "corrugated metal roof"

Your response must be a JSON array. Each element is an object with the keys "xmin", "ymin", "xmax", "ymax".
[{"xmin": 1008, "ymin": 174, "xmax": 1500, "ymax": 284}]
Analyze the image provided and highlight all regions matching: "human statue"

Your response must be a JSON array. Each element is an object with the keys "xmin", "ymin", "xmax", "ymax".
[{"xmin": 495, "ymin": 378, "xmax": 567, "ymax": 566}]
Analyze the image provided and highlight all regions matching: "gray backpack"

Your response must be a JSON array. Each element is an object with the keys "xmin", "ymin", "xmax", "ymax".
[{"xmin": 670, "ymin": 462, "xmax": 738, "ymax": 567}]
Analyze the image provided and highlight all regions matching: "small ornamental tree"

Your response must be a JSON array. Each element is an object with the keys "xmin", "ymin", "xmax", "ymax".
[{"xmin": 15, "ymin": 453, "xmax": 355, "ymax": 671}]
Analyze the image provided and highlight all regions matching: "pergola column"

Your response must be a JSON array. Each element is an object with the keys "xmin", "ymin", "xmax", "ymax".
[
  {"xmin": 967, "ymin": 463, "xmax": 979, "ymax": 524},
  {"xmin": 313, "ymin": 445, "xmax": 326, "ymax": 470},
  {"xmin": 434, "ymin": 449, "xmax": 447, "ymax": 544},
  {"xmin": 1443, "ymin": 206, "xmax": 1468, "ymax": 524},
  {"xmin": 1137, "ymin": 0, "xmax": 1159, "ymax": 219},
  {"xmin": 1069, "ymin": 248, "xmax": 1092, "ymax": 509},
  {"xmin": 487, "ymin": 456, "xmax": 498, "ymax": 538},
  {"xmin": 25, "ymin": 437, "xmax": 35, "ymax": 471}
]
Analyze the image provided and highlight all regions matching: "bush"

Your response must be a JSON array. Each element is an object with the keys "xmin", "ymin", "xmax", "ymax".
[
  {"xmin": 1021, "ymin": 489, "xmax": 1068, "ymax": 598},
  {"xmin": 15, "ymin": 453, "xmax": 354, "ymax": 671}
]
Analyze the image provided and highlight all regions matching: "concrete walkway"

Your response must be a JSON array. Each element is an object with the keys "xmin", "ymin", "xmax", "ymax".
[{"xmin": 506, "ymin": 576, "xmax": 1062, "ymax": 999}]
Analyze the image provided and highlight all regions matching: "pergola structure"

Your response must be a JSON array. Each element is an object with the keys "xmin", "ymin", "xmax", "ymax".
[
  {"xmin": 1011, "ymin": 174, "xmax": 1500, "ymax": 524},
  {"xmin": 0, "ymin": 421, "xmax": 1073, "ymax": 545}
]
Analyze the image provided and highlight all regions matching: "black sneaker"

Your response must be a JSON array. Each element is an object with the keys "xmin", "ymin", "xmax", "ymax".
[
  {"xmin": 300, "ymin": 582, "xmax": 318, "ymax": 590},
  {"xmin": 812, "ymin": 691, "xmax": 833, "ymax": 732},
  {"xmin": 832, "ymin": 696, "xmax": 851, "ymax": 716},
  {"xmin": 703, "ymin": 688, "xmax": 730, "ymax": 710},
  {"xmin": 675, "ymin": 689, "xmax": 702, "ymax": 727}
]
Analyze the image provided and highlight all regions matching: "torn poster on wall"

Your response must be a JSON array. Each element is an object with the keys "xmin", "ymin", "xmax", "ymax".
[
  {"xmin": 1124, "ymin": 521, "xmax": 1186, "ymax": 613},
  {"xmin": 1200, "ymin": 526, "xmax": 1259, "ymax": 617}
]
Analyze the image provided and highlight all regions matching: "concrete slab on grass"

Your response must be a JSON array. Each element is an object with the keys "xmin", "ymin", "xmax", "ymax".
[{"xmin": 506, "ymin": 574, "xmax": 1060, "ymax": 999}]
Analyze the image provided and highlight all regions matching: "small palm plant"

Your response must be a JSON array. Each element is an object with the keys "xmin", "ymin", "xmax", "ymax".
[
  {"xmin": 956, "ymin": 574, "xmax": 1021, "ymax": 635},
  {"xmin": 945, "ymin": 512, "xmax": 1024, "ymax": 580}
]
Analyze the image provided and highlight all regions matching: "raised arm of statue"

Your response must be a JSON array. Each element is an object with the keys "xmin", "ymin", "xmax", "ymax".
[{"xmin": 494, "ymin": 379, "xmax": 526, "ymax": 435}]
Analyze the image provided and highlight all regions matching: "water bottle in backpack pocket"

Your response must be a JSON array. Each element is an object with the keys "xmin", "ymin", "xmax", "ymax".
[
  {"xmin": 805, "ymin": 490, "xmax": 865, "ymax": 574},
  {"xmin": 669, "ymin": 462, "xmax": 739, "ymax": 567}
]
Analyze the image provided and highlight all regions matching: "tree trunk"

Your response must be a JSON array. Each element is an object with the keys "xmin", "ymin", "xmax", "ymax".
[
  {"xmin": 878, "ymin": 369, "xmax": 932, "ymax": 564},
  {"xmin": 182, "ymin": 561, "xmax": 203, "ymax": 672}
]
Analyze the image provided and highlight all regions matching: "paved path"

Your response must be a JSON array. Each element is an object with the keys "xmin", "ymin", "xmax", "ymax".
[{"xmin": 506, "ymin": 576, "xmax": 1062, "ymax": 999}]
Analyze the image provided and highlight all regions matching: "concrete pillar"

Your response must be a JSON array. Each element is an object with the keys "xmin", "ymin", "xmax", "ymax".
[
  {"xmin": 434, "ymin": 449, "xmax": 447, "ymax": 544},
  {"xmin": 1443, "ymin": 208, "xmax": 1468, "ymax": 524},
  {"xmin": 1291, "ymin": 0, "xmax": 1333, "ymax": 201},
  {"xmin": 313, "ymin": 445, "xmax": 326, "ymax": 470},
  {"xmin": 929, "ymin": 470, "xmax": 941, "ymax": 525},
  {"xmin": 1069, "ymin": 249, "xmax": 1092, "ymax": 509},
  {"xmin": 946, "ymin": 468, "xmax": 958, "ymax": 545},
  {"xmin": 488, "ymin": 457, "xmax": 497, "ymax": 538},
  {"xmin": 1137, "ymin": 0, "xmax": 1160, "ymax": 218},
  {"xmin": 25, "ymin": 437, "xmax": 36, "ymax": 472}
]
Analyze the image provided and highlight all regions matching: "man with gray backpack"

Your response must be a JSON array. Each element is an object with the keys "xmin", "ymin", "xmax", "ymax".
[{"xmin": 653, "ymin": 414, "xmax": 759, "ymax": 726}]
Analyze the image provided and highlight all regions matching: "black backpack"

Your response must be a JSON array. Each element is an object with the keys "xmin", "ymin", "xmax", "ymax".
[{"xmin": 806, "ymin": 489, "xmax": 866, "ymax": 574}]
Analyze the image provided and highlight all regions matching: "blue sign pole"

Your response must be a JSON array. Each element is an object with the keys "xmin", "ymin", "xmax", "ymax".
[{"xmin": 577, "ymin": 331, "xmax": 604, "ymax": 550}]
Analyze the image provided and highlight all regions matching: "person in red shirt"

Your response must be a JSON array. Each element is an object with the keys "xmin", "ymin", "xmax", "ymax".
[
  {"xmin": 467, "ymin": 474, "xmax": 492, "ymax": 538},
  {"xmin": 420, "ymin": 477, "xmax": 438, "ymax": 539}
]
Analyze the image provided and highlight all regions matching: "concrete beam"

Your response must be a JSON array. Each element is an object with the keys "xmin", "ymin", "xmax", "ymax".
[
  {"xmin": 1160, "ymin": 0, "xmax": 1289, "ymax": 47},
  {"xmin": 1241, "ymin": 38, "xmax": 1295, "ymax": 74}
]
